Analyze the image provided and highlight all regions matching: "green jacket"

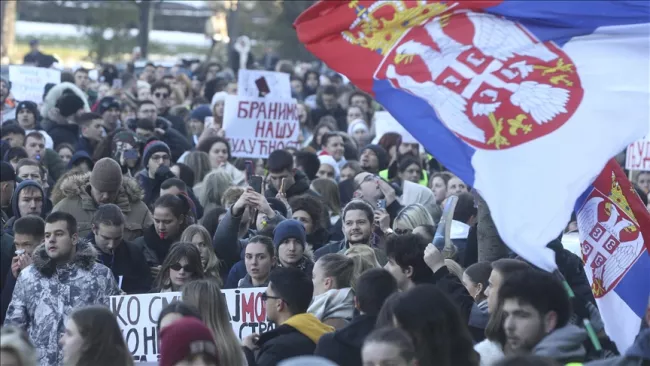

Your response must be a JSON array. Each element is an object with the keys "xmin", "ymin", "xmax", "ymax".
[{"xmin": 43, "ymin": 148, "xmax": 65, "ymax": 182}]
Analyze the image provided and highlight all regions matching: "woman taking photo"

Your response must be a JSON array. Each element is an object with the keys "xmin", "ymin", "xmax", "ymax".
[
  {"xmin": 136, "ymin": 194, "xmax": 193, "ymax": 274},
  {"xmin": 153, "ymin": 242, "xmax": 205, "ymax": 292},
  {"xmin": 196, "ymin": 136, "xmax": 245, "ymax": 186},
  {"xmin": 59, "ymin": 306, "xmax": 133, "ymax": 366},
  {"xmin": 182, "ymin": 279, "xmax": 247, "ymax": 366},
  {"xmin": 180, "ymin": 224, "xmax": 223, "ymax": 284}
]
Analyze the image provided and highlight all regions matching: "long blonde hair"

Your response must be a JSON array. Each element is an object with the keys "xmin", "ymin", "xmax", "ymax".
[
  {"xmin": 182, "ymin": 280, "xmax": 246, "ymax": 366},
  {"xmin": 198, "ymin": 169, "xmax": 233, "ymax": 209},
  {"xmin": 393, "ymin": 203, "xmax": 435, "ymax": 231},
  {"xmin": 180, "ymin": 225, "xmax": 221, "ymax": 285},
  {"xmin": 345, "ymin": 245, "xmax": 381, "ymax": 269}
]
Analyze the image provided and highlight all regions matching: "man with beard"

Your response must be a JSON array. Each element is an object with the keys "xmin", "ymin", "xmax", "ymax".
[
  {"xmin": 360, "ymin": 144, "xmax": 389, "ymax": 175},
  {"xmin": 499, "ymin": 269, "xmax": 586, "ymax": 364},
  {"xmin": 314, "ymin": 200, "xmax": 387, "ymax": 265}
]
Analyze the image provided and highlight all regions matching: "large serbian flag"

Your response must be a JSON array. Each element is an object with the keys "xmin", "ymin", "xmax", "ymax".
[
  {"xmin": 295, "ymin": 1, "xmax": 650, "ymax": 271},
  {"xmin": 575, "ymin": 160, "xmax": 650, "ymax": 351}
]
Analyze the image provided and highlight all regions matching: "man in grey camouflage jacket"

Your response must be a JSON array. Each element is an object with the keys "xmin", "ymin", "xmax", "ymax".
[{"xmin": 4, "ymin": 211, "xmax": 121, "ymax": 365}]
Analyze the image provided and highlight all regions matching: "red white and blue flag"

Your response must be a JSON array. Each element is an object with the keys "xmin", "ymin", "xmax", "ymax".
[
  {"xmin": 575, "ymin": 160, "xmax": 650, "ymax": 351},
  {"xmin": 295, "ymin": 1, "xmax": 650, "ymax": 272}
]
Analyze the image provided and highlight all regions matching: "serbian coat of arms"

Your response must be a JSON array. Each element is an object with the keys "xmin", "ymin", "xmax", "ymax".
[{"xmin": 342, "ymin": 1, "xmax": 584, "ymax": 150}]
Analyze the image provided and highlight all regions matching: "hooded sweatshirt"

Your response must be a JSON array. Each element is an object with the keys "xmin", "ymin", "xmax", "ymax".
[
  {"xmin": 4, "ymin": 180, "xmax": 45, "ymax": 236},
  {"xmin": 308, "ymin": 288, "xmax": 355, "ymax": 325},
  {"xmin": 67, "ymin": 150, "xmax": 94, "ymax": 171}
]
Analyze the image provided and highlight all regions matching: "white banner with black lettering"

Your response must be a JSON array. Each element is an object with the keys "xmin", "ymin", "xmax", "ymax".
[{"xmin": 110, "ymin": 288, "xmax": 273, "ymax": 363}]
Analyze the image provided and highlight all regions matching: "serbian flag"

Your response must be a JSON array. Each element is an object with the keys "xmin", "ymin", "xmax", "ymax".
[
  {"xmin": 575, "ymin": 160, "xmax": 650, "ymax": 351},
  {"xmin": 295, "ymin": 1, "xmax": 650, "ymax": 271}
]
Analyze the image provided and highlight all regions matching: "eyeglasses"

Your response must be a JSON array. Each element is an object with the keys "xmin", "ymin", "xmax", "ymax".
[
  {"xmin": 151, "ymin": 155, "xmax": 170, "ymax": 162},
  {"xmin": 261, "ymin": 292, "xmax": 282, "ymax": 302},
  {"xmin": 154, "ymin": 93, "xmax": 169, "ymax": 99},
  {"xmin": 355, "ymin": 174, "xmax": 378, "ymax": 191},
  {"xmin": 170, "ymin": 263, "xmax": 194, "ymax": 272}
]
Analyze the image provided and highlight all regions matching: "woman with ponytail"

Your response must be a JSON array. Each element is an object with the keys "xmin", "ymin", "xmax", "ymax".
[
  {"xmin": 308, "ymin": 253, "xmax": 364, "ymax": 329},
  {"xmin": 134, "ymin": 194, "xmax": 193, "ymax": 278}
]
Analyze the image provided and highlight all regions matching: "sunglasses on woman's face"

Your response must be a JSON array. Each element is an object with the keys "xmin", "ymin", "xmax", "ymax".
[{"xmin": 170, "ymin": 263, "xmax": 193, "ymax": 272}]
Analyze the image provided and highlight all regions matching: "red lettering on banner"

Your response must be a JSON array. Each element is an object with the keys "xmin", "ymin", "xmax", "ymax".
[
  {"xmin": 242, "ymin": 293, "xmax": 255, "ymax": 323},
  {"xmin": 238, "ymin": 101, "xmax": 250, "ymax": 118},
  {"xmin": 255, "ymin": 293, "xmax": 266, "ymax": 322}
]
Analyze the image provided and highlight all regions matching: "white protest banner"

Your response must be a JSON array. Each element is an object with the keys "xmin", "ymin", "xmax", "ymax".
[
  {"xmin": 238, "ymin": 69, "xmax": 292, "ymax": 99},
  {"xmin": 223, "ymin": 95, "xmax": 300, "ymax": 158},
  {"xmin": 626, "ymin": 140, "xmax": 650, "ymax": 171},
  {"xmin": 371, "ymin": 110, "xmax": 418, "ymax": 144},
  {"xmin": 9, "ymin": 65, "xmax": 61, "ymax": 103},
  {"xmin": 111, "ymin": 288, "xmax": 273, "ymax": 363}
]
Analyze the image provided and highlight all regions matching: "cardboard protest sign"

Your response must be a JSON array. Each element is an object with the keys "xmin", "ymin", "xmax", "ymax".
[
  {"xmin": 626, "ymin": 140, "xmax": 650, "ymax": 171},
  {"xmin": 223, "ymin": 95, "xmax": 300, "ymax": 158},
  {"xmin": 238, "ymin": 69, "xmax": 292, "ymax": 99},
  {"xmin": 9, "ymin": 65, "xmax": 61, "ymax": 103},
  {"xmin": 111, "ymin": 288, "xmax": 273, "ymax": 363},
  {"xmin": 371, "ymin": 111, "xmax": 418, "ymax": 144}
]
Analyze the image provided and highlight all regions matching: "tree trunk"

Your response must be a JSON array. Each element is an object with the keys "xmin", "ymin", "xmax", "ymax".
[
  {"xmin": 1, "ymin": 0, "xmax": 17, "ymax": 63},
  {"xmin": 138, "ymin": 1, "xmax": 153, "ymax": 59},
  {"xmin": 476, "ymin": 194, "xmax": 509, "ymax": 262}
]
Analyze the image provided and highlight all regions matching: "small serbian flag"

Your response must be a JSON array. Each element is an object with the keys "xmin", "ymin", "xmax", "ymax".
[
  {"xmin": 575, "ymin": 159, "xmax": 650, "ymax": 352},
  {"xmin": 295, "ymin": 1, "xmax": 650, "ymax": 271}
]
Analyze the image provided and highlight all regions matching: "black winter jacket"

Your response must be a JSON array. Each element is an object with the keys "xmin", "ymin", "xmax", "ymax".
[
  {"xmin": 244, "ymin": 324, "xmax": 319, "ymax": 366},
  {"xmin": 315, "ymin": 314, "xmax": 376, "ymax": 366},
  {"xmin": 87, "ymin": 232, "xmax": 152, "ymax": 294}
]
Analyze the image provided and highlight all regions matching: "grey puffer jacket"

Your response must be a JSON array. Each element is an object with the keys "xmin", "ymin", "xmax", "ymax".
[
  {"xmin": 532, "ymin": 324, "xmax": 587, "ymax": 364},
  {"xmin": 4, "ymin": 241, "xmax": 120, "ymax": 366}
]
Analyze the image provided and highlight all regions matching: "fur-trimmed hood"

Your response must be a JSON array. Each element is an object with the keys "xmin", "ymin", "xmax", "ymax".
[
  {"xmin": 53, "ymin": 171, "xmax": 144, "ymax": 206},
  {"xmin": 40, "ymin": 82, "xmax": 90, "ymax": 120},
  {"xmin": 32, "ymin": 239, "xmax": 98, "ymax": 277}
]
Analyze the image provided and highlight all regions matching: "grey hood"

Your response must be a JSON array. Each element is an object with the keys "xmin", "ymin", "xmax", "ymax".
[{"xmin": 533, "ymin": 324, "xmax": 587, "ymax": 363}]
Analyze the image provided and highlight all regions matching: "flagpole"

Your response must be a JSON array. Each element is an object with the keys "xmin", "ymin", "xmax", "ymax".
[{"xmin": 553, "ymin": 270, "xmax": 602, "ymax": 352}]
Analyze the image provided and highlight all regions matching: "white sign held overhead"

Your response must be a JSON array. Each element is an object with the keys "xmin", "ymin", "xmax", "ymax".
[
  {"xmin": 238, "ymin": 69, "xmax": 292, "ymax": 99},
  {"xmin": 626, "ymin": 140, "xmax": 650, "ymax": 171},
  {"xmin": 8, "ymin": 65, "xmax": 61, "ymax": 103},
  {"xmin": 372, "ymin": 111, "xmax": 418, "ymax": 144},
  {"xmin": 223, "ymin": 95, "xmax": 300, "ymax": 158}
]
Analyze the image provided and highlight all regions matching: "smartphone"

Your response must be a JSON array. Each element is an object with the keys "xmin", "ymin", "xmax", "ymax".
[
  {"xmin": 245, "ymin": 160, "xmax": 254, "ymax": 182},
  {"xmin": 249, "ymin": 176, "xmax": 263, "ymax": 194},
  {"xmin": 112, "ymin": 79, "xmax": 122, "ymax": 89},
  {"xmin": 377, "ymin": 199, "xmax": 386, "ymax": 209},
  {"xmin": 123, "ymin": 149, "xmax": 138, "ymax": 160},
  {"xmin": 205, "ymin": 116, "xmax": 214, "ymax": 130},
  {"xmin": 255, "ymin": 77, "xmax": 270, "ymax": 97}
]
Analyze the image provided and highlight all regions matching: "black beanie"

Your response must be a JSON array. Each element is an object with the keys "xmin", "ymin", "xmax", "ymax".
[
  {"xmin": 15, "ymin": 101, "xmax": 41, "ymax": 121},
  {"xmin": 363, "ymin": 144, "xmax": 389, "ymax": 171},
  {"xmin": 0, "ymin": 161, "xmax": 15, "ymax": 182},
  {"xmin": 56, "ymin": 91, "xmax": 85, "ymax": 117}
]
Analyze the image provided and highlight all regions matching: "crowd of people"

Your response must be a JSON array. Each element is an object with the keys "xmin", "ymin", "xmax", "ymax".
[{"xmin": 0, "ymin": 50, "xmax": 649, "ymax": 366}]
